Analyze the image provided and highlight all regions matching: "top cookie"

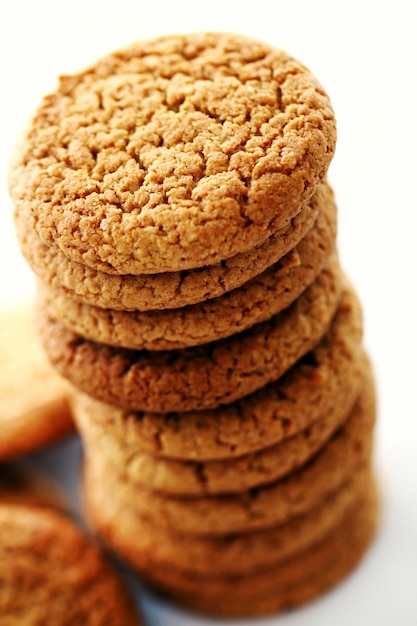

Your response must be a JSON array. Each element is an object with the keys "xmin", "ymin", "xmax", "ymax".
[{"xmin": 9, "ymin": 32, "xmax": 336, "ymax": 275}]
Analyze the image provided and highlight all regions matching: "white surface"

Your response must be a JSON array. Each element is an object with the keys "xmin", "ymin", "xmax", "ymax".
[{"xmin": 1, "ymin": 1, "xmax": 416, "ymax": 624}]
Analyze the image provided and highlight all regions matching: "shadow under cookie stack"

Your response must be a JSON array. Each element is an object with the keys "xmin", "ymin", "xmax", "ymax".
[{"xmin": 9, "ymin": 33, "xmax": 379, "ymax": 618}]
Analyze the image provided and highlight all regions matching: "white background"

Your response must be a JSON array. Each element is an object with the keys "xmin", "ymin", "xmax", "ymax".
[{"xmin": 0, "ymin": 1, "xmax": 416, "ymax": 625}]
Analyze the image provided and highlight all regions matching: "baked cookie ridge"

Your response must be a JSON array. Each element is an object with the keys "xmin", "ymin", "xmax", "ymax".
[
  {"xmin": 69, "ymin": 288, "xmax": 364, "ymax": 461},
  {"xmin": 38, "ymin": 187, "xmax": 337, "ymax": 350},
  {"xmin": 76, "ymin": 354, "xmax": 362, "ymax": 496},
  {"xmin": 83, "ymin": 463, "xmax": 372, "ymax": 577},
  {"xmin": 15, "ymin": 180, "xmax": 329, "ymax": 311},
  {"xmin": 82, "ymin": 368, "xmax": 376, "ymax": 536},
  {"xmin": 138, "ymin": 481, "xmax": 379, "ymax": 618},
  {"xmin": 36, "ymin": 256, "xmax": 343, "ymax": 413}
]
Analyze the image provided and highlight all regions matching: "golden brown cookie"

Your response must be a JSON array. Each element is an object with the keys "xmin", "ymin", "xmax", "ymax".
[
  {"xmin": 0, "ymin": 304, "xmax": 74, "ymax": 459},
  {"xmin": 10, "ymin": 33, "xmax": 336, "ymax": 275},
  {"xmin": 83, "ymin": 368, "xmax": 376, "ymax": 536},
  {"xmin": 70, "ymin": 286, "xmax": 363, "ymax": 460},
  {"xmin": 37, "ymin": 257, "xmax": 343, "ymax": 413},
  {"xmin": 83, "ymin": 461, "xmax": 371, "ymax": 578},
  {"xmin": 38, "ymin": 186, "xmax": 337, "ymax": 350},
  {"xmin": 77, "ymin": 354, "xmax": 361, "ymax": 495},
  {"xmin": 138, "ymin": 480, "xmax": 379, "ymax": 617},
  {"xmin": 15, "ymin": 181, "xmax": 326, "ymax": 312},
  {"xmin": 0, "ymin": 465, "xmax": 141, "ymax": 625}
]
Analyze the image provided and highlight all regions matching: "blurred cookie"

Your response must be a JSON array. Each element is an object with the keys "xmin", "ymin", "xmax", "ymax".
[
  {"xmin": 77, "ymin": 353, "xmax": 363, "ymax": 496},
  {"xmin": 79, "ymin": 390, "xmax": 359, "ymax": 495},
  {"xmin": 83, "ymin": 369, "xmax": 376, "ymax": 536},
  {"xmin": 83, "ymin": 462, "xmax": 371, "ymax": 577},
  {"xmin": 0, "ymin": 304, "xmax": 74, "ymax": 459},
  {"xmin": 10, "ymin": 33, "xmax": 336, "ymax": 275},
  {"xmin": 37, "ymin": 257, "xmax": 342, "ymax": 413},
  {"xmin": 138, "ymin": 480, "xmax": 379, "ymax": 618},
  {"xmin": 39, "ymin": 186, "xmax": 336, "ymax": 350},
  {"xmin": 0, "ymin": 464, "xmax": 141, "ymax": 624}
]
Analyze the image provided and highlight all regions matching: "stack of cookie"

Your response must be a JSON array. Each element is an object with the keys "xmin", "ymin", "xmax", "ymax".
[{"xmin": 8, "ymin": 33, "xmax": 379, "ymax": 618}]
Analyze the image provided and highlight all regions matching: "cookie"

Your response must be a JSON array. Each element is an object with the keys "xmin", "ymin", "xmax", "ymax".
[
  {"xmin": 82, "ymin": 368, "xmax": 376, "ymax": 536},
  {"xmin": 15, "ymin": 181, "xmax": 327, "ymax": 312},
  {"xmin": 0, "ymin": 465, "xmax": 141, "ymax": 625},
  {"xmin": 37, "ymin": 256, "xmax": 343, "ymax": 413},
  {"xmin": 38, "ymin": 185, "xmax": 337, "ymax": 350},
  {"xmin": 77, "ymin": 354, "xmax": 361, "ymax": 495},
  {"xmin": 137, "ymin": 480, "xmax": 379, "ymax": 617},
  {"xmin": 0, "ymin": 303, "xmax": 74, "ymax": 459},
  {"xmin": 83, "ymin": 461, "xmax": 371, "ymax": 577},
  {"xmin": 70, "ymin": 285, "xmax": 363, "ymax": 460},
  {"xmin": 9, "ymin": 33, "xmax": 336, "ymax": 275}
]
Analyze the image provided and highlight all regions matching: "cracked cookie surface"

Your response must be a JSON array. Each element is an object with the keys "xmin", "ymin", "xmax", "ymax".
[
  {"xmin": 10, "ymin": 32, "xmax": 336, "ymax": 275},
  {"xmin": 84, "ymin": 463, "xmax": 371, "ymax": 576},
  {"xmin": 78, "ymin": 366, "xmax": 361, "ymax": 495},
  {"xmin": 37, "ymin": 257, "xmax": 343, "ymax": 413},
  {"xmin": 39, "ymin": 187, "xmax": 336, "ymax": 349},
  {"xmin": 70, "ymin": 285, "xmax": 363, "ymax": 460},
  {"xmin": 83, "ymin": 366, "xmax": 376, "ymax": 536},
  {"xmin": 16, "ymin": 180, "xmax": 325, "ymax": 312},
  {"xmin": 131, "ymin": 482, "xmax": 378, "ymax": 618}
]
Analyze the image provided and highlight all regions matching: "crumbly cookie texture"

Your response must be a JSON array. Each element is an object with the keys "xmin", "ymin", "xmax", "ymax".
[
  {"xmin": 0, "ymin": 304, "xmax": 74, "ymax": 459},
  {"xmin": 79, "ymin": 373, "xmax": 359, "ymax": 496},
  {"xmin": 84, "ymin": 464, "xmax": 371, "ymax": 577},
  {"xmin": 136, "ymin": 484, "xmax": 378, "ymax": 618},
  {"xmin": 10, "ymin": 32, "xmax": 336, "ymax": 275},
  {"xmin": 0, "ymin": 467, "xmax": 141, "ymax": 625},
  {"xmin": 83, "ymin": 373, "xmax": 376, "ymax": 536},
  {"xmin": 39, "ymin": 188, "xmax": 336, "ymax": 350},
  {"xmin": 36, "ymin": 258, "xmax": 343, "ymax": 413},
  {"xmin": 16, "ymin": 180, "xmax": 325, "ymax": 312},
  {"xmin": 70, "ymin": 288, "xmax": 364, "ymax": 461}
]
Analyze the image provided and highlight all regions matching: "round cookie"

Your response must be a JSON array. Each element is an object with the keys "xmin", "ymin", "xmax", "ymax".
[
  {"xmin": 9, "ymin": 32, "xmax": 336, "ymax": 275},
  {"xmin": 0, "ymin": 465, "xmax": 141, "ymax": 625},
  {"xmin": 83, "ymin": 368, "xmax": 376, "ymax": 536},
  {"xmin": 78, "ymin": 363, "xmax": 360, "ymax": 495},
  {"xmin": 70, "ymin": 286, "xmax": 364, "ymax": 460},
  {"xmin": 37, "ymin": 257, "xmax": 343, "ymax": 413},
  {"xmin": 83, "ymin": 462, "xmax": 371, "ymax": 577},
  {"xmin": 138, "ymin": 483, "xmax": 379, "ymax": 618},
  {"xmin": 0, "ymin": 303, "xmax": 74, "ymax": 459},
  {"xmin": 15, "ymin": 182, "xmax": 326, "ymax": 312},
  {"xmin": 38, "ymin": 186, "xmax": 337, "ymax": 350}
]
